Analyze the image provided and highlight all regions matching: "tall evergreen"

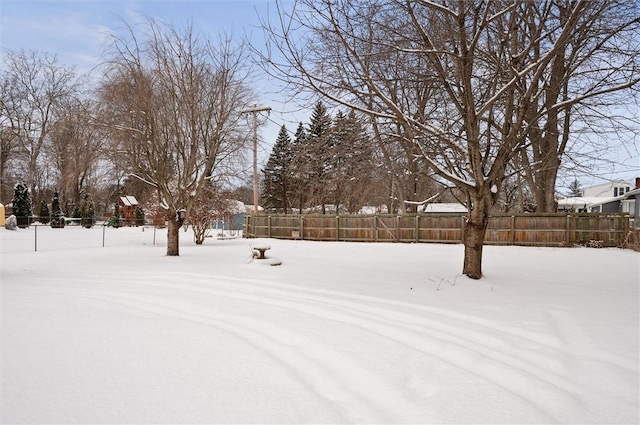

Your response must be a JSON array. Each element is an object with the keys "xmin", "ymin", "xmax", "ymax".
[
  {"xmin": 261, "ymin": 125, "xmax": 293, "ymax": 213},
  {"xmin": 304, "ymin": 102, "xmax": 334, "ymax": 212},
  {"xmin": 39, "ymin": 200, "xmax": 50, "ymax": 225},
  {"xmin": 79, "ymin": 193, "xmax": 96, "ymax": 228},
  {"xmin": 12, "ymin": 182, "xmax": 32, "ymax": 228},
  {"xmin": 330, "ymin": 110, "xmax": 375, "ymax": 212},
  {"xmin": 289, "ymin": 122, "xmax": 308, "ymax": 213},
  {"xmin": 50, "ymin": 189, "xmax": 65, "ymax": 228}
]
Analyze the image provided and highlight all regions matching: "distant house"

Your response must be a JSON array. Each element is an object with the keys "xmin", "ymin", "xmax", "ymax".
[
  {"xmin": 583, "ymin": 180, "xmax": 632, "ymax": 198},
  {"xmin": 118, "ymin": 196, "xmax": 138, "ymax": 226},
  {"xmin": 558, "ymin": 178, "xmax": 638, "ymax": 218},
  {"xmin": 419, "ymin": 203, "xmax": 468, "ymax": 213}
]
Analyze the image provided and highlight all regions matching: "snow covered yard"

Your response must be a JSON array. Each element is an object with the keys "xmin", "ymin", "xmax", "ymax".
[{"xmin": 1, "ymin": 226, "xmax": 638, "ymax": 424}]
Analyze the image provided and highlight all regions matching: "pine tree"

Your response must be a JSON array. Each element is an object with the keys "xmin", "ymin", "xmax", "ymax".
[
  {"xmin": 111, "ymin": 202, "xmax": 122, "ymax": 228},
  {"xmin": 261, "ymin": 125, "xmax": 293, "ymax": 213},
  {"xmin": 39, "ymin": 200, "xmax": 50, "ymax": 225},
  {"xmin": 567, "ymin": 179, "xmax": 583, "ymax": 197},
  {"xmin": 79, "ymin": 193, "xmax": 96, "ymax": 228},
  {"xmin": 12, "ymin": 182, "xmax": 32, "ymax": 228},
  {"xmin": 50, "ymin": 189, "xmax": 65, "ymax": 228},
  {"xmin": 289, "ymin": 122, "xmax": 308, "ymax": 213},
  {"xmin": 298, "ymin": 102, "xmax": 334, "ymax": 213},
  {"xmin": 135, "ymin": 205, "xmax": 145, "ymax": 226},
  {"xmin": 330, "ymin": 110, "xmax": 375, "ymax": 212}
]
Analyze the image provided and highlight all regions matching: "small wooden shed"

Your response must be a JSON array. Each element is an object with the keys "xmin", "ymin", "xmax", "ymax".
[{"xmin": 118, "ymin": 196, "xmax": 138, "ymax": 226}]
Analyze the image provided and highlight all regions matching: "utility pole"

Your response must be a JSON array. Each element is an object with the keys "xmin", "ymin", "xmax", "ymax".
[{"xmin": 240, "ymin": 105, "xmax": 271, "ymax": 214}]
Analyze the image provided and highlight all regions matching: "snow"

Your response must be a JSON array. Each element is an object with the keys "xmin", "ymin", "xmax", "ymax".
[{"xmin": 1, "ymin": 225, "xmax": 639, "ymax": 424}]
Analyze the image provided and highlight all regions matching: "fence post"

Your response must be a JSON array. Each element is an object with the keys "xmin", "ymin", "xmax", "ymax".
[
  {"xmin": 300, "ymin": 215, "xmax": 304, "ymax": 240},
  {"xmin": 103, "ymin": 224, "xmax": 106, "ymax": 247},
  {"xmin": 565, "ymin": 215, "xmax": 570, "ymax": 245},
  {"xmin": 268, "ymin": 215, "xmax": 272, "ymax": 238},
  {"xmin": 336, "ymin": 215, "xmax": 340, "ymax": 241},
  {"xmin": 374, "ymin": 215, "xmax": 378, "ymax": 242},
  {"xmin": 511, "ymin": 216, "xmax": 516, "ymax": 245},
  {"xmin": 461, "ymin": 216, "xmax": 465, "ymax": 243},
  {"xmin": 396, "ymin": 216, "xmax": 401, "ymax": 242},
  {"xmin": 34, "ymin": 224, "xmax": 38, "ymax": 252},
  {"xmin": 415, "ymin": 215, "xmax": 419, "ymax": 242}
]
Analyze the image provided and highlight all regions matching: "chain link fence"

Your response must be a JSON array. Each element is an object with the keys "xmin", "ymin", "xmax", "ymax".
[{"xmin": 1, "ymin": 223, "xmax": 168, "ymax": 254}]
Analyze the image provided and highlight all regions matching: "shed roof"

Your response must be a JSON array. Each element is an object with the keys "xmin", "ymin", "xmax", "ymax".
[{"xmin": 119, "ymin": 196, "xmax": 138, "ymax": 207}]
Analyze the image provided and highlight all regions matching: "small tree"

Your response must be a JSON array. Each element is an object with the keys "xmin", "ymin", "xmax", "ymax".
[
  {"xmin": 50, "ymin": 189, "xmax": 65, "ymax": 228},
  {"xmin": 188, "ymin": 183, "xmax": 236, "ymax": 244},
  {"xmin": 567, "ymin": 179, "xmax": 583, "ymax": 197},
  {"xmin": 135, "ymin": 205, "xmax": 145, "ymax": 226},
  {"xmin": 38, "ymin": 200, "xmax": 50, "ymax": 225},
  {"xmin": 12, "ymin": 182, "xmax": 32, "ymax": 228},
  {"xmin": 79, "ymin": 193, "xmax": 96, "ymax": 228},
  {"xmin": 111, "ymin": 202, "xmax": 122, "ymax": 228}
]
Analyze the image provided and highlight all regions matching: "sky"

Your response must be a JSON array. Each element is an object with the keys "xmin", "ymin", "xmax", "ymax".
[
  {"xmin": 1, "ymin": 0, "xmax": 638, "ymax": 190},
  {"xmin": 0, "ymin": 0, "xmax": 303, "ymax": 166}
]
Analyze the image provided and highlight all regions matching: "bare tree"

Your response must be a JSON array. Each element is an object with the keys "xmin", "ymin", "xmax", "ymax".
[
  {"xmin": 261, "ymin": 0, "xmax": 635, "ymax": 278},
  {"xmin": 99, "ymin": 18, "xmax": 252, "ymax": 256},
  {"xmin": 0, "ymin": 49, "xmax": 81, "ymax": 205},
  {"xmin": 47, "ymin": 98, "xmax": 107, "ymax": 207},
  {"xmin": 514, "ymin": 1, "xmax": 640, "ymax": 212}
]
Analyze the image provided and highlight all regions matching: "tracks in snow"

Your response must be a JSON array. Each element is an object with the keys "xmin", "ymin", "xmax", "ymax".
[{"xmin": 62, "ymin": 271, "xmax": 637, "ymax": 422}]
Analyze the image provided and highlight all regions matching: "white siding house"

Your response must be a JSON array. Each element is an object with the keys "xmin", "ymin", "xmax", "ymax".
[{"xmin": 582, "ymin": 180, "xmax": 632, "ymax": 198}]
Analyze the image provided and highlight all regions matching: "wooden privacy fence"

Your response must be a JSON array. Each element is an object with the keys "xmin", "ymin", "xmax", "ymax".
[{"xmin": 243, "ymin": 213, "xmax": 630, "ymax": 247}]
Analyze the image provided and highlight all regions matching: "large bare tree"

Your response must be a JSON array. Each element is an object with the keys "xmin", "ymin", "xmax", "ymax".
[
  {"xmin": 514, "ymin": 1, "xmax": 640, "ymax": 212},
  {"xmin": 262, "ymin": 0, "xmax": 638, "ymax": 278},
  {"xmin": 0, "ymin": 49, "xmax": 81, "ymax": 205},
  {"xmin": 48, "ymin": 98, "xmax": 107, "ymax": 207},
  {"xmin": 99, "ymin": 18, "xmax": 252, "ymax": 256}
]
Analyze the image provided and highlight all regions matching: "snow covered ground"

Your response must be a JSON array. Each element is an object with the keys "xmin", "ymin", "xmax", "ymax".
[{"xmin": 1, "ymin": 225, "xmax": 638, "ymax": 424}]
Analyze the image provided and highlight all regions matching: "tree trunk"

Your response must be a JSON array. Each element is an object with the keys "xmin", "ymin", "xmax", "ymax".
[
  {"xmin": 167, "ymin": 217, "xmax": 181, "ymax": 256},
  {"xmin": 462, "ymin": 200, "xmax": 490, "ymax": 279}
]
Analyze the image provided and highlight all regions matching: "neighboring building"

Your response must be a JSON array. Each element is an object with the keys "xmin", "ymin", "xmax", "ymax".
[
  {"xmin": 118, "ymin": 196, "xmax": 139, "ymax": 226},
  {"xmin": 419, "ymin": 203, "xmax": 468, "ymax": 213},
  {"xmin": 558, "ymin": 178, "xmax": 638, "ymax": 217},
  {"xmin": 582, "ymin": 180, "xmax": 632, "ymax": 198}
]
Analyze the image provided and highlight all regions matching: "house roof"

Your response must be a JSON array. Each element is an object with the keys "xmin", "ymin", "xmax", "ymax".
[
  {"xmin": 558, "ymin": 195, "xmax": 625, "ymax": 209},
  {"xmin": 119, "ymin": 196, "xmax": 138, "ymax": 207},
  {"xmin": 420, "ymin": 203, "xmax": 468, "ymax": 213}
]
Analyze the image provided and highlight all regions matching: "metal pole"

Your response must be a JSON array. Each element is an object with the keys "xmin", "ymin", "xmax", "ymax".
[{"xmin": 34, "ymin": 224, "xmax": 37, "ymax": 252}]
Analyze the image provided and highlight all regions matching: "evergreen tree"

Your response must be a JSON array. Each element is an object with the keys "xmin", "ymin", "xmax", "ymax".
[
  {"xmin": 50, "ymin": 189, "xmax": 65, "ymax": 228},
  {"xmin": 135, "ymin": 205, "xmax": 145, "ymax": 226},
  {"xmin": 79, "ymin": 193, "xmax": 96, "ymax": 228},
  {"xmin": 289, "ymin": 122, "xmax": 308, "ymax": 212},
  {"xmin": 12, "ymin": 182, "xmax": 32, "ymax": 228},
  {"xmin": 297, "ymin": 102, "xmax": 334, "ymax": 213},
  {"xmin": 261, "ymin": 125, "xmax": 294, "ymax": 213},
  {"xmin": 567, "ymin": 179, "xmax": 583, "ymax": 197},
  {"xmin": 329, "ymin": 109, "xmax": 374, "ymax": 212},
  {"xmin": 111, "ymin": 202, "xmax": 122, "ymax": 228},
  {"xmin": 39, "ymin": 200, "xmax": 50, "ymax": 225}
]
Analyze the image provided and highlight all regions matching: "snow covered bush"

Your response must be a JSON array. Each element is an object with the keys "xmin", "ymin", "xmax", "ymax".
[{"xmin": 12, "ymin": 183, "xmax": 32, "ymax": 228}]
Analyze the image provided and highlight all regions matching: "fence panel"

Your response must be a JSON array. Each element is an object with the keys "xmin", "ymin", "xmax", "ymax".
[{"xmin": 244, "ymin": 213, "xmax": 629, "ymax": 247}]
